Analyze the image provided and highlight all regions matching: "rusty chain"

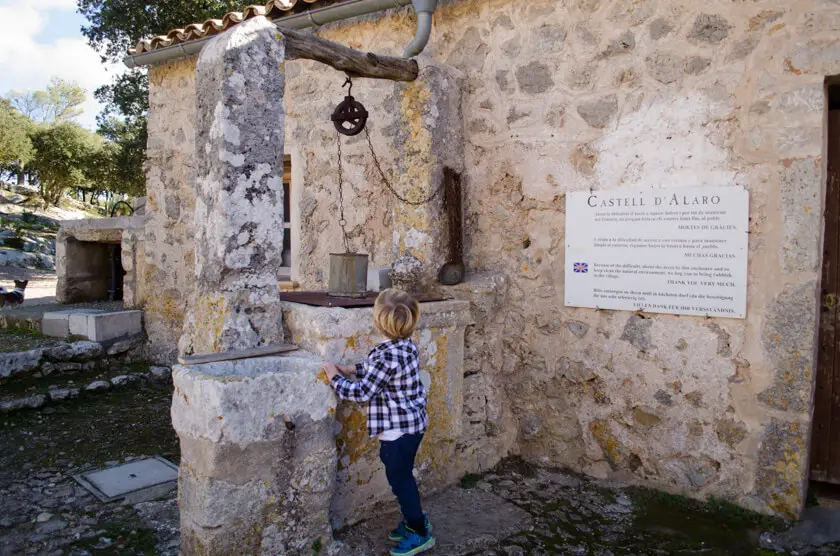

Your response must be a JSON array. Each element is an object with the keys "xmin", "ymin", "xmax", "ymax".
[
  {"xmin": 364, "ymin": 127, "xmax": 444, "ymax": 206},
  {"xmin": 335, "ymin": 131, "xmax": 352, "ymax": 253}
]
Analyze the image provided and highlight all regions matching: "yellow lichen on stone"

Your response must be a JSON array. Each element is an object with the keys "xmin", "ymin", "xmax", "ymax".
[
  {"xmin": 192, "ymin": 294, "xmax": 227, "ymax": 354},
  {"xmin": 336, "ymin": 404, "xmax": 378, "ymax": 471},
  {"xmin": 589, "ymin": 419, "xmax": 625, "ymax": 469},
  {"xmin": 416, "ymin": 333, "xmax": 456, "ymax": 487},
  {"xmin": 393, "ymin": 80, "xmax": 435, "ymax": 259}
]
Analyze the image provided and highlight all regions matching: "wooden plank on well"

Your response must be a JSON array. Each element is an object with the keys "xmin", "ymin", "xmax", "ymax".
[{"xmin": 177, "ymin": 344, "xmax": 298, "ymax": 365}]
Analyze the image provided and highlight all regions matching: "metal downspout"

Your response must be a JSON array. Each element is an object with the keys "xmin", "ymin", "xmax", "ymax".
[
  {"xmin": 403, "ymin": 0, "xmax": 438, "ymax": 58},
  {"xmin": 122, "ymin": 0, "xmax": 437, "ymax": 68}
]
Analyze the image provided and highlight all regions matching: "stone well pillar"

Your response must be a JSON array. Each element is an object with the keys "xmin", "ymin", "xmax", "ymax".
[
  {"xmin": 173, "ymin": 16, "xmax": 338, "ymax": 555},
  {"xmin": 179, "ymin": 14, "xmax": 288, "ymax": 357},
  {"xmin": 390, "ymin": 59, "xmax": 466, "ymax": 294}
]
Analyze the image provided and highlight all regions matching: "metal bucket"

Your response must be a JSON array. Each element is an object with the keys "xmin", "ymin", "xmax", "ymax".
[{"xmin": 328, "ymin": 253, "xmax": 369, "ymax": 298}]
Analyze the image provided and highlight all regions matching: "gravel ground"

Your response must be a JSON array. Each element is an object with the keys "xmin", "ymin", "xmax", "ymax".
[
  {"xmin": 2, "ymin": 380, "xmax": 838, "ymax": 556},
  {"xmin": 0, "ymin": 379, "xmax": 179, "ymax": 556}
]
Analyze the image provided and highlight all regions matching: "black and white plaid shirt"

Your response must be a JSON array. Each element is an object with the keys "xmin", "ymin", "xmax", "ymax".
[{"xmin": 331, "ymin": 338, "xmax": 428, "ymax": 438}]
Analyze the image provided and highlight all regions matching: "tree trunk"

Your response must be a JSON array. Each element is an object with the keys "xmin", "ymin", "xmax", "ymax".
[
  {"xmin": 16, "ymin": 163, "xmax": 24, "ymax": 185},
  {"xmin": 280, "ymin": 26, "xmax": 419, "ymax": 82}
]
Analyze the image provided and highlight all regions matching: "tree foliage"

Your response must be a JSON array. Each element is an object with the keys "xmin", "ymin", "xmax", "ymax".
[
  {"xmin": 0, "ymin": 99, "xmax": 34, "ymax": 170},
  {"xmin": 29, "ymin": 122, "xmax": 99, "ymax": 206},
  {"xmin": 78, "ymin": 1, "xmax": 244, "ymax": 199},
  {"xmin": 91, "ymin": 117, "xmax": 147, "ymax": 197},
  {"xmin": 78, "ymin": 0, "xmax": 243, "ymax": 63},
  {"xmin": 8, "ymin": 78, "xmax": 86, "ymax": 124}
]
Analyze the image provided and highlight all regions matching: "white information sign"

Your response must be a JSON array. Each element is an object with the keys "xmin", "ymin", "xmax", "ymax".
[{"xmin": 564, "ymin": 186, "xmax": 749, "ymax": 319}]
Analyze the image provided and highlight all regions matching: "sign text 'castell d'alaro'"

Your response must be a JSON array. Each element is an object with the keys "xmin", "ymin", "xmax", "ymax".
[{"xmin": 565, "ymin": 186, "xmax": 749, "ymax": 319}]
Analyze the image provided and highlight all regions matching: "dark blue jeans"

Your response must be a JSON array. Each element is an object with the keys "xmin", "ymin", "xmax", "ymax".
[{"xmin": 379, "ymin": 433, "xmax": 425, "ymax": 530}]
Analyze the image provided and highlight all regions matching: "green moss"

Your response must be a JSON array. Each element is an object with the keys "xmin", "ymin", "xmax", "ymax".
[
  {"xmin": 806, "ymin": 487, "xmax": 820, "ymax": 508},
  {"xmin": 597, "ymin": 485, "xmax": 618, "ymax": 504},
  {"xmin": 69, "ymin": 519, "xmax": 158, "ymax": 554},
  {"xmin": 311, "ymin": 536, "xmax": 323, "ymax": 554},
  {"xmin": 628, "ymin": 487, "xmax": 785, "ymax": 554},
  {"xmin": 460, "ymin": 473, "xmax": 481, "ymax": 489}
]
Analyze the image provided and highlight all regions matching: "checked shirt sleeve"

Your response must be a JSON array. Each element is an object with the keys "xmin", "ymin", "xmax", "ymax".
[{"xmin": 332, "ymin": 355, "xmax": 393, "ymax": 402}]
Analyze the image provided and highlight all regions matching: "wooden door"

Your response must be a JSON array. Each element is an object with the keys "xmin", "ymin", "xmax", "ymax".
[{"xmin": 812, "ymin": 109, "xmax": 840, "ymax": 484}]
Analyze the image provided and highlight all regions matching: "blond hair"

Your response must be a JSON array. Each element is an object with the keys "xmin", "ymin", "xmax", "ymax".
[{"xmin": 373, "ymin": 288, "xmax": 420, "ymax": 340}]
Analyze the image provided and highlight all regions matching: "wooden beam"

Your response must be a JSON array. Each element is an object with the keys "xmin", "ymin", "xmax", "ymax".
[
  {"xmin": 279, "ymin": 26, "xmax": 419, "ymax": 82},
  {"xmin": 178, "ymin": 344, "xmax": 298, "ymax": 365}
]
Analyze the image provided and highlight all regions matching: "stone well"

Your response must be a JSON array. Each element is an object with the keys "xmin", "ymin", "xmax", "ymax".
[
  {"xmin": 281, "ymin": 299, "xmax": 471, "ymax": 528},
  {"xmin": 172, "ymin": 299, "xmax": 471, "ymax": 553}
]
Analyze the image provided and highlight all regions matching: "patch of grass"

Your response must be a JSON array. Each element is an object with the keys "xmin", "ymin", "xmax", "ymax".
[
  {"xmin": 69, "ymin": 519, "xmax": 158, "ymax": 554},
  {"xmin": 124, "ymin": 361, "xmax": 152, "ymax": 374},
  {"xmin": 0, "ymin": 381, "xmax": 178, "ymax": 469},
  {"xmin": 0, "ymin": 327, "xmax": 57, "ymax": 353},
  {"xmin": 312, "ymin": 536, "xmax": 323, "ymax": 553}
]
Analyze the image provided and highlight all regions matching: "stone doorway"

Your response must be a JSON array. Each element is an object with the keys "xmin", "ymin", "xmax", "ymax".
[
  {"xmin": 812, "ymin": 83, "xmax": 840, "ymax": 485},
  {"xmin": 55, "ymin": 216, "xmax": 144, "ymax": 306}
]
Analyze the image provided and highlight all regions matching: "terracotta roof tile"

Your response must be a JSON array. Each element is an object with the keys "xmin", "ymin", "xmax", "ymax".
[{"xmin": 129, "ymin": 0, "xmax": 326, "ymax": 55}]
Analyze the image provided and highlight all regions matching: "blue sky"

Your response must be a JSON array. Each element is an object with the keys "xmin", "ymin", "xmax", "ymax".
[{"xmin": 0, "ymin": 0, "xmax": 120, "ymax": 130}]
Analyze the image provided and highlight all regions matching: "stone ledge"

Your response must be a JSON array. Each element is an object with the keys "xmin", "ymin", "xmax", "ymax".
[{"xmin": 0, "ymin": 336, "xmax": 145, "ymax": 382}]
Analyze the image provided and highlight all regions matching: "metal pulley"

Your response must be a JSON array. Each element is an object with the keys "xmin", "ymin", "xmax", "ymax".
[{"xmin": 331, "ymin": 77, "xmax": 368, "ymax": 136}]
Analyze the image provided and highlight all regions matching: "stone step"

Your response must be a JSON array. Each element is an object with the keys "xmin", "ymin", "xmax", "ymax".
[
  {"xmin": 0, "ymin": 335, "xmax": 145, "ymax": 384},
  {"xmin": 42, "ymin": 310, "xmax": 143, "ymax": 342},
  {"xmin": 0, "ymin": 362, "xmax": 171, "ymax": 414}
]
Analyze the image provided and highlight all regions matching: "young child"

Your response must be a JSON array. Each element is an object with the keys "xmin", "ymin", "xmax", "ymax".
[{"xmin": 321, "ymin": 288, "xmax": 434, "ymax": 556}]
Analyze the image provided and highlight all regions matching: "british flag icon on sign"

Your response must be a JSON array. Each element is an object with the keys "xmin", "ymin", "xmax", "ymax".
[{"xmin": 573, "ymin": 262, "xmax": 588, "ymax": 273}]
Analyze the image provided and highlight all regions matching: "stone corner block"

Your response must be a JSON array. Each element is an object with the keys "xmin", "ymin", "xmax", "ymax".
[
  {"xmin": 42, "ymin": 309, "xmax": 105, "ymax": 338},
  {"xmin": 68, "ymin": 311, "xmax": 143, "ymax": 343}
]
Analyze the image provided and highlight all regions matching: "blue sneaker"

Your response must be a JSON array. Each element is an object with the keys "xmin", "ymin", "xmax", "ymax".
[
  {"xmin": 390, "ymin": 531, "xmax": 435, "ymax": 556},
  {"xmin": 388, "ymin": 517, "xmax": 432, "ymax": 542}
]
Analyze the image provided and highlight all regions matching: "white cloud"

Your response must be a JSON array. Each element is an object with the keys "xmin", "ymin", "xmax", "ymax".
[
  {"xmin": 25, "ymin": 0, "xmax": 77, "ymax": 11},
  {"xmin": 0, "ymin": 3, "xmax": 121, "ymax": 130}
]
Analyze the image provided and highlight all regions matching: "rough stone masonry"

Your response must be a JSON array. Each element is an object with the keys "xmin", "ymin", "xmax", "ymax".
[
  {"xmin": 178, "ymin": 15, "xmax": 287, "ymax": 357},
  {"xmin": 142, "ymin": 0, "xmax": 840, "ymax": 523},
  {"xmin": 170, "ymin": 17, "xmax": 339, "ymax": 555}
]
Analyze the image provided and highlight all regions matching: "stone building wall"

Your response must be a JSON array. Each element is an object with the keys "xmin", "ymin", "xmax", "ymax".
[
  {"xmin": 142, "ymin": 0, "xmax": 840, "ymax": 518},
  {"xmin": 143, "ymin": 58, "xmax": 198, "ymax": 363},
  {"xmin": 283, "ymin": 0, "xmax": 836, "ymax": 518}
]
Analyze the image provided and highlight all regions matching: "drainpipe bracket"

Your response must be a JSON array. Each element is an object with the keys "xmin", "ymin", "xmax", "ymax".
[{"xmin": 412, "ymin": 0, "xmax": 438, "ymax": 12}]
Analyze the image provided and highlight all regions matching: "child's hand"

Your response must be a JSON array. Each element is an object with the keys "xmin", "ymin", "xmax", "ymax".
[
  {"xmin": 321, "ymin": 362, "xmax": 339, "ymax": 381},
  {"xmin": 338, "ymin": 364, "xmax": 356, "ymax": 377}
]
